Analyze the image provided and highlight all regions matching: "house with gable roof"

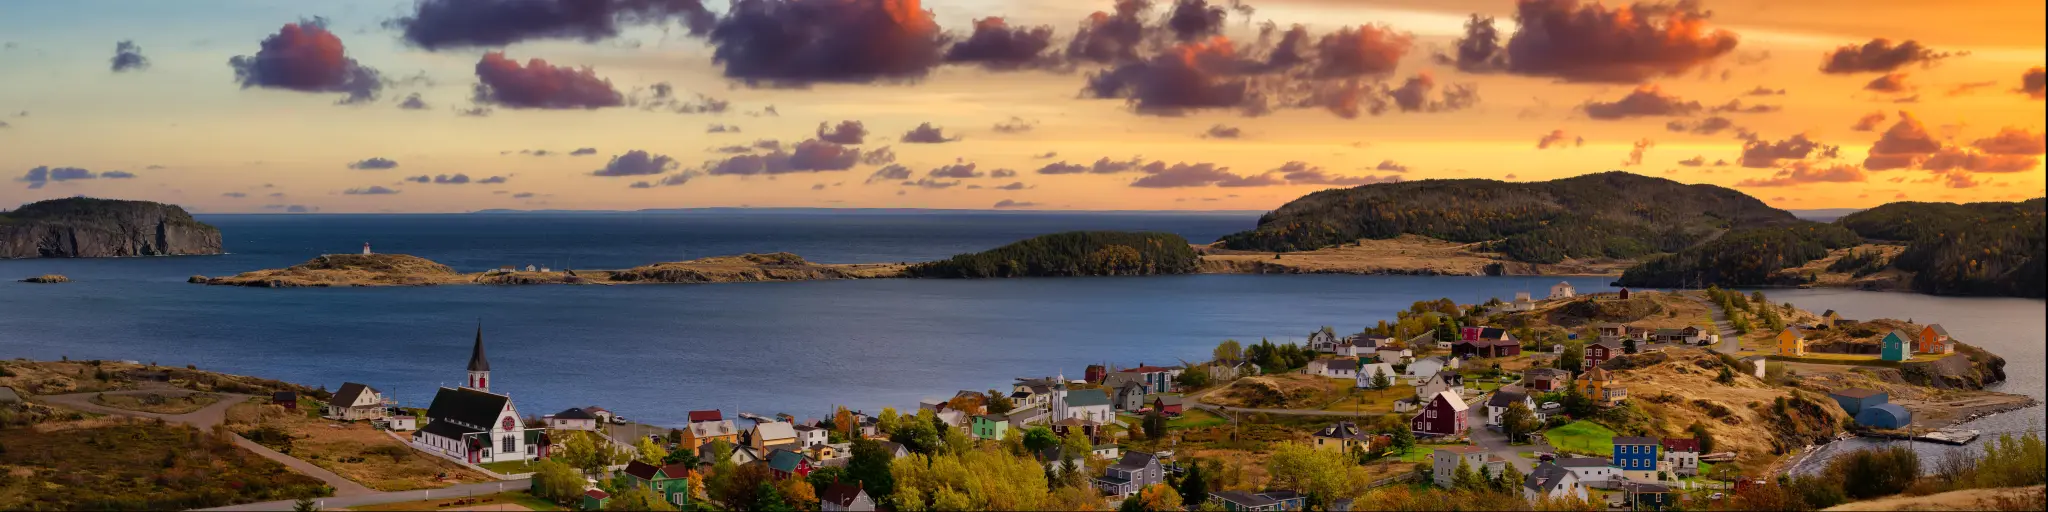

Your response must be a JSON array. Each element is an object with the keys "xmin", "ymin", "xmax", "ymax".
[
  {"xmin": 324, "ymin": 382, "xmax": 387, "ymax": 421},
  {"xmin": 619, "ymin": 460, "xmax": 693, "ymax": 507},
  {"xmin": 546, "ymin": 407, "xmax": 600, "ymax": 431},
  {"xmin": 1522, "ymin": 461, "xmax": 1588, "ymax": 502},
  {"xmin": 413, "ymin": 324, "xmax": 542, "ymax": 464},
  {"xmin": 1880, "ymin": 330, "xmax": 1912, "ymax": 362},
  {"xmin": 1777, "ymin": 327, "xmax": 1808, "ymax": 356},
  {"xmin": 1411, "ymin": 390, "xmax": 1469, "ymax": 437},
  {"xmin": 820, "ymin": 481, "xmax": 876, "ymax": 511},
  {"xmin": 1093, "ymin": 452, "xmax": 1162, "ymax": 498},
  {"xmin": 1918, "ymin": 324, "xmax": 1953, "ymax": 354},
  {"xmin": 766, "ymin": 448, "xmax": 814, "ymax": 480}
]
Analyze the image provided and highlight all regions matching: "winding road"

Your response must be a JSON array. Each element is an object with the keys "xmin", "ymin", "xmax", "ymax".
[{"xmin": 35, "ymin": 385, "xmax": 374, "ymax": 497}]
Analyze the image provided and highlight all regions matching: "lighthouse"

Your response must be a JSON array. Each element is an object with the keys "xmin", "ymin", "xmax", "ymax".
[{"xmin": 363, "ymin": 242, "xmax": 372, "ymax": 255}]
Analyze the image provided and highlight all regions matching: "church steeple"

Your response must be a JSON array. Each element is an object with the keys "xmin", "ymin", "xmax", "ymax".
[{"xmin": 466, "ymin": 321, "xmax": 491, "ymax": 392}]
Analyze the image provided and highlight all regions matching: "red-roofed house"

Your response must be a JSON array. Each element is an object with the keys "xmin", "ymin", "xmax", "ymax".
[{"xmin": 1662, "ymin": 438, "xmax": 1701, "ymax": 476}]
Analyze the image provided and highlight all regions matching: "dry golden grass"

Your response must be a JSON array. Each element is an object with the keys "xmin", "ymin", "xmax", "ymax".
[
  {"xmin": 89, "ymin": 392, "xmax": 219, "ymax": 414},
  {"xmin": 1203, "ymin": 373, "xmax": 1352, "ymax": 409},
  {"xmin": 1198, "ymin": 235, "xmax": 1631, "ymax": 276},
  {"xmin": 239, "ymin": 407, "xmax": 490, "ymax": 491},
  {"xmin": 1780, "ymin": 244, "xmax": 1913, "ymax": 291},
  {"xmin": 1609, "ymin": 348, "xmax": 1851, "ymax": 473},
  {"xmin": 1824, "ymin": 485, "xmax": 2046, "ymax": 511}
]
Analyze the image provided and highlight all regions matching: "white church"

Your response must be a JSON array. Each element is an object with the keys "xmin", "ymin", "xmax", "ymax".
[{"xmin": 413, "ymin": 325, "xmax": 548, "ymax": 464}]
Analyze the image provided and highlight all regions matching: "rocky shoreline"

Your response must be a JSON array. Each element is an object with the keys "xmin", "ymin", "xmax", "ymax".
[{"xmin": 1, "ymin": 198, "xmax": 222, "ymax": 259}]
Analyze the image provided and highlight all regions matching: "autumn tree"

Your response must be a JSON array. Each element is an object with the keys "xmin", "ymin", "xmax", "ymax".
[
  {"xmin": 1453, "ymin": 458, "xmax": 1487, "ymax": 492},
  {"xmin": 1267, "ymin": 443, "xmax": 1367, "ymax": 502},
  {"xmin": 1021, "ymin": 427, "xmax": 1059, "ymax": 454},
  {"xmin": 1501, "ymin": 402, "xmax": 1538, "ymax": 444},
  {"xmin": 1214, "ymin": 339, "xmax": 1244, "ymax": 363},
  {"xmin": 635, "ymin": 436, "xmax": 669, "ymax": 465},
  {"xmin": 605, "ymin": 486, "xmax": 678, "ymax": 512},
  {"xmin": 1138, "ymin": 483, "xmax": 1183, "ymax": 511},
  {"xmin": 529, "ymin": 459, "xmax": 586, "ymax": 505}
]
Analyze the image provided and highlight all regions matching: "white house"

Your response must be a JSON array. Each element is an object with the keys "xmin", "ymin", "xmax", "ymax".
[
  {"xmin": 1319, "ymin": 358, "xmax": 1358, "ymax": 379},
  {"xmin": 1405, "ymin": 356, "xmax": 1458, "ymax": 383},
  {"xmin": 413, "ymin": 326, "xmax": 544, "ymax": 464},
  {"xmin": 820, "ymin": 482, "xmax": 876, "ymax": 512},
  {"xmin": 546, "ymin": 407, "xmax": 600, "ymax": 431},
  {"xmin": 324, "ymin": 382, "xmax": 387, "ymax": 421},
  {"xmin": 1549, "ymin": 281, "xmax": 1576, "ymax": 299},
  {"xmin": 1355, "ymin": 363, "xmax": 1399, "ymax": 389},
  {"xmin": 1374, "ymin": 348, "xmax": 1411, "ymax": 365},
  {"xmin": 1414, "ymin": 371, "xmax": 1464, "ymax": 401},
  {"xmin": 1059, "ymin": 388, "xmax": 1115, "ymax": 424},
  {"xmin": 386, "ymin": 415, "xmax": 417, "ymax": 431},
  {"xmin": 1484, "ymin": 387, "xmax": 1536, "ymax": 426},
  {"xmin": 793, "ymin": 424, "xmax": 830, "ymax": 448},
  {"xmin": 1554, "ymin": 457, "xmax": 1616, "ymax": 486},
  {"xmin": 1663, "ymin": 438, "xmax": 1702, "ymax": 477},
  {"xmin": 1308, "ymin": 327, "xmax": 1340, "ymax": 352},
  {"xmin": 1523, "ymin": 462, "xmax": 1588, "ymax": 503}
]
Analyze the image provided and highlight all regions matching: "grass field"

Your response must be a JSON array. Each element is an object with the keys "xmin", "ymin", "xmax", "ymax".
[
  {"xmin": 232, "ymin": 407, "xmax": 490, "ymax": 491},
  {"xmin": 0, "ymin": 417, "xmax": 329, "ymax": 509},
  {"xmin": 89, "ymin": 392, "xmax": 219, "ymax": 414},
  {"xmin": 479, "ymin": 459, "xmax": 550, "ymax": 475},
  {"xmin": 348, "ymin": 490, "xmax": 565, "ymax": 511},
  {"xmin": 1544, "ymin": 420, "xmax": 1618, "ymax": 456},
  {"xmin": 1319, "ymin": 385, "xmax": 1415, "ymax": 414},
  {"xmin": 1168, "ymin": 408, "xmax": 1229, "ymax": 430}
]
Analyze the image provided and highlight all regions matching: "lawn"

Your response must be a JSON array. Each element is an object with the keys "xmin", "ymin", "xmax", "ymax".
[
  {"xmin": 88, "ymin": 392, "xmax": 219, "ymax": 414},
  {"xmin": 0, "ymin": 417, "xmax": 329, "ymax": 509},
  {"xmin": 348, "ymin": 490, "xmax": 566, "ymax": 511},
  {"xmin": 1544, "ymin": 420, "xmax": 1618, "ymax": 456},
  {"xmin": 231, "ymin": 407, "xmax": 491, "ymax": 491},
  {"xmin": 1167, "ymin": 408, "xmax": 1228, "ymax": 430},
  {"xmin": 1318, "ymin": 385, "xmax": 1415, "ymax": 414}
]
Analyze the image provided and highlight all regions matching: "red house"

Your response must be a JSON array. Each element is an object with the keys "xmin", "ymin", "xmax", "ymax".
[
  {"xmin": 1585, "ymin": 341, "xmax": 1619, "ymax": 368},
  {"xmin": 1084, "ymin": 364, "xmax": 1108, "ymax": 384},
  {"xmin": 1453, "ymin": 339, "xmax": 1521, "ymax": 359},
  {"xmin": 687, "ymin": 409, "xmax": 723, "ymax": 423},
  {"xmin": 1410, "ymin": 390, "xmax": 1470, "ymax": 437},
  {"xmin": 767, "ymin": 448, "xmax": 813, "ymax": 480},
  {"xmin": 1152, "ymin": 395, "xmax": 1184, "ymax": 416}
]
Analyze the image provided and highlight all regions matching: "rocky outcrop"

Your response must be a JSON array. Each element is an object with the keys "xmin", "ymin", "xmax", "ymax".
[
  {"xmin": 19, "ymin": 274, "xmax": 70, "ymax": 283},
  {"xmin": 197, "ymin": 254, "xmax": 463, "ymax": 287},
  {"xmin": 1898, "ymin": 342, "xmax": 2008, "ymax": 390},
  {"xmin": 0, "ymin": 198, "xmax": 222, "ymax": 258}
]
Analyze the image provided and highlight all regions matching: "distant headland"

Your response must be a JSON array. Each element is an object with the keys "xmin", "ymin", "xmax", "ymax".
[{"xmin": 1, "ymin": 198, "xmax": 222, "ymax": 259}]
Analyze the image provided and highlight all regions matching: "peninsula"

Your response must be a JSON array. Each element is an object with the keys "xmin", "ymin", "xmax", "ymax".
[{"xmin": 0, "ymin": 197, "xmax": 223, "ymax": 258}]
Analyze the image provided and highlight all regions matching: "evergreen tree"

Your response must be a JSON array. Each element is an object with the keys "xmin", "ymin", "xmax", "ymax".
[{"xmin": 1177, "ymin": 461, "xmax": 1208, "ymax": 505}]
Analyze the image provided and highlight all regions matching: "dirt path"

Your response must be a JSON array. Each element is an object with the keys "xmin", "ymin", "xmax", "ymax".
[
  {"xmin": 1699, "ymin": 295, "xmax": 1743, "ymax": 353},
  {"xmin": 35, "ymin": 386, "xmax": 376, "ymax": 497}
]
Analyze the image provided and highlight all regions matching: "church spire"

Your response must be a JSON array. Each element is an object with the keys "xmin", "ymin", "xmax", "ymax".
[
  {"xmin": 467, "ymin": 321, "xmax": 491, "ymax": 372},
  {"xmin": 466, "ymin": 320, "xmax": 492, "ymax": 392}
]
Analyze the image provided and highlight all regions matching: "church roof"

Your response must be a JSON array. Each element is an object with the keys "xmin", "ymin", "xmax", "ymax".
[
  {"xmin": 467, "ymin": 323, "xmax": 490, "ymax": 372},
  {"xmin": 425, "ymin": 386, "xmax": 510, "ymax": 434}
]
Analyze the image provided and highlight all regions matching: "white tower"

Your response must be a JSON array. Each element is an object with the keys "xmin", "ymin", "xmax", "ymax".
[
  {"xmin": 363, "ymin": 242, "xmax": 372, "ymax": 255},
  {"xmin": 465, "ymin": 323, "xmax": 491, "ymax": 392},
  {"xmin": 1051, "ymin": 371, "xmax": 1068, "ymax": 420}
]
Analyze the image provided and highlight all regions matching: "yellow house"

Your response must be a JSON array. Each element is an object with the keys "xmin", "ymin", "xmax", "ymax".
[
  {"xmin": 1819, "ymin": 310, "xmax": 1842, "ymax": 329},
  {"xmin": 1577, "ymin": 367, "xmax": 1628, "ymax": 407},
  {"xmin": 680, "ymin": 419, "xmax": 739, "ymax": 453},
  {"xmin": 1311, "ymin": 421, "xmax": 1376, "ymax": 453},
  {"xmin": 1777, "ymin": 327, "xmax": 1807, "ymax": 356}
]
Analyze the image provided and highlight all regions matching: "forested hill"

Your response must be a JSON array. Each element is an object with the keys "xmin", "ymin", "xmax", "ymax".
[
  {"xmin": 1216, "ymin": 171, "xmax": 1799, "ymax": 263},
  {"xmin": 906, "ymin": 231, "xmax": 1200, "ymax": 278},
  {"xmin": 1618, "ymin": 198, "xmax": 2045, "ymax": 298},
  {"xmin": 1839, "ymin": 199, "xmax": 2045, "ymax": 297}
]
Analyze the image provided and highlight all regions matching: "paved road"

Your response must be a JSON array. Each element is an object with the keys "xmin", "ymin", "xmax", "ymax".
[
  {"xmin": 1699, "ymin": 295, "xmax": 1743, "ymax": 353},
  {"xmin": 201, "ymin": 479, "xmax": 534, "ymax": 511},
  {"xmin": 1464, "ymin": 393, "xmax": 1551, "ymax": 474},
  {"xmin": 35, "ymin": 385, "xmax": 375, "ymax": 496}
]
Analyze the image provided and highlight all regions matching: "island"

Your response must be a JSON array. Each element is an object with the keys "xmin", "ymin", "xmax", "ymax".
[
  {"xmin": 192, "ymin": 252, "xmax": 907, "ymax": 287},
  {"xmin": 0, "ymin": 197, "xmax": 223, "ymax": 258},
  {"xmin": 19, "ymin": 274, "xmax": 70, "ymax": 283}
]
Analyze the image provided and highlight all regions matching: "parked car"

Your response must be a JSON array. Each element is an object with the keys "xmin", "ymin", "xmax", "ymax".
[{"xmin": 612, "ymin": 416, "xmax": 629, "ymax": 424}]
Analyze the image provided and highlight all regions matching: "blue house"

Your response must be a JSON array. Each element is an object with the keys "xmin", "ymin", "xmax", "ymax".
[
  {"xmin": 1828, "ymin": 388, "xmax": 1887, "ymax": 414},
  {"xmin": 1612, "ymin": 437, "xmax": 1660, "ymax": 472},
  {"xmin": 1880, "ymin": 331, "xmax": 1911, "ymax": 362}
]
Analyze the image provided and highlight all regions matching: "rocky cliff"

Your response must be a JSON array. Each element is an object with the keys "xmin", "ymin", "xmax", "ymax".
[{"xmin": 0, "ymin": 198, "xmax": 222, "ymax": 258}]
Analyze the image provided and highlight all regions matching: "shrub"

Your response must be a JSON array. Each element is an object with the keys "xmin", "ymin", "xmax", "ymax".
[{"xmin": 1825, "ymin": 445, "xmax": 1920, "ymax": 500}]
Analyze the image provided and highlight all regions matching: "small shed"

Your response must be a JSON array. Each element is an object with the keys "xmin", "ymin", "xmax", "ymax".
[
  {"xmin": 1855, "ymin": 404, "xmax": 1913, "ymax": 429},
  {"xmin": 581, "ymin": 489, "xmax": 610, "ymax": 511},
  {"xmin": 387, "ymin": 415, "xmax": 417, "ymax": 431},
  {"xmin": 1740, "ymin": 356, "xmax": 1769, "ymax": 379},
  {"xmin": 271, "ymin": 391, "xmax": 298, "ymax": 411},
  {"xmin": 1828, "ymin": 388, "xmax": 1887, "ymax": 414}
]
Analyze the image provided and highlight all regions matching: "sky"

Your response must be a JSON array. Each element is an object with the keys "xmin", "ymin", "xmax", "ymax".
[{"xmin": 0, "ymin": 0, "xmax": 2043, "ymax": 213}]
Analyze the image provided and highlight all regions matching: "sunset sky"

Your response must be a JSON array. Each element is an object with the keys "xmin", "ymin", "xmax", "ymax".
[{"xmin": 1, "ymin": 0, "xmax": 2043, "ymax": 213}]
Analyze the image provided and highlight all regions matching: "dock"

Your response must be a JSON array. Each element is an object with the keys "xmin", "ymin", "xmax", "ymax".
[{"xmin": 1864, "ymin": 427, "xmax": 1980, "ymax": 445}]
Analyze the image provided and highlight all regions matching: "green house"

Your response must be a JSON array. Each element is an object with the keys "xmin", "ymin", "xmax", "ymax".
[
  {"xmin": 972, "ymin": 413, "xmax": 1009, "ymax": 441},
  {"xmin": 1880, "ymin": 330, "xmax": 1910, "ymax": 362},
  {"xmin": 581, "ymin": 489, "xmax": 609, "ymax": 511},
  {"xmin": 619, "ymin": 460, "xmax": 693, "ymax": 507}
]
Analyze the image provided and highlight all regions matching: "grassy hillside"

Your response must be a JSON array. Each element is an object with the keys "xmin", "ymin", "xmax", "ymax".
[
  {"xmin": 1216, "ymin": 172, "xmax": 1798, "ymax": 263},
  {"xmin": 906, "ymin": 231, "xmax": 1200, "ymax": 278},
  {"xmin": 1617, "ymin": 223, "xmax": 1863, "ymax": 288}
]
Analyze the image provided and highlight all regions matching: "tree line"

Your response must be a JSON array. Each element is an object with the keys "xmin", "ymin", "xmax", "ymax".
[{"xmin": 906, "ymin": 231, "xmax": 1201, "ymax": 278}]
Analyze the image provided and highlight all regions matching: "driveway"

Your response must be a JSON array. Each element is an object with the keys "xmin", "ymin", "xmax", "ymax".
[
  {"xmin": 36, "ymin": 385, "xmax": 376, "ymax": 497},
  {"xmin": 1698, "ymin": 295, "xmax": 1743, "ymax": 353},
  {"xmin": 1464, "ymin": 395, "xmax": 1551, "ymax": 474},
  {"xmin": 200, "ymin": 479, "xmax": 534, "ymax": 511}
]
